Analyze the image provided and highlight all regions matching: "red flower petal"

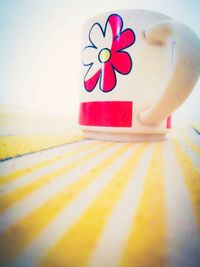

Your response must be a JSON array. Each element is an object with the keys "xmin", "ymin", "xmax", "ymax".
[
  {"xmin": 112, "ymin": 29, "xmax": 135, "ymax": 52},
  {"xmin": 84, "ymin": 69, "xmax": 101, "ymax": 91},
  {"xmin": 111, "ymin": 51, "xmax": 132, "ymax": 74},
  {"xmin": 108, "ymin": 14, "xmax": 123, "ymax": 39},
  {"xmin": 100, "ymin": 62, "xmax": 116, "ymax": 92}
]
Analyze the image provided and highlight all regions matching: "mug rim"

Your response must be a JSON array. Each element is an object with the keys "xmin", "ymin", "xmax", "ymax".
[{"xmin": 83, "ymin": 9, "xmax": 172, "ymax": 25}]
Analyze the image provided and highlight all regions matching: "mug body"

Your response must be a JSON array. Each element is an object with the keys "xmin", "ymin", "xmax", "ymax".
[{"xmin": 79, "ymin": 9, "xmax": 173, "ymax": 141}]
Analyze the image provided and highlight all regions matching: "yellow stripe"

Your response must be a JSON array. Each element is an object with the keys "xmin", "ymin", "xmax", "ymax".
[
  {"xmin": 0, "ymin": 143, "xmax": 130, "ymax": 265},
  {"xmin": 172, "ymin": 139, "xmax": 200, "ymax": 226},
  {"xmin": 0, "ymin": 142, "xmax": 110, "ymax": 212},
  {"xmin": 39, "ymin": 144, "xmax": 148, "ymax": 267},
  {"xmin": 0, "ymin": 131, "xmax": 84, "ymax": 161},
  {"xmin": 0, "ymin": 141, "xmax": 100, "ymax": 185},
  {"xmin": 120, "ymin": 143, "xmax": 166, "ymax": 267}
]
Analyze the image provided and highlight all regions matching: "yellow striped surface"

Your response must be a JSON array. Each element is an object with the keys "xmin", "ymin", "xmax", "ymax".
[
  {"xmin": 0, "ymin": 140, "xmax": 100, "ymax": 184},
  {"xmin": 0, "ymin": 141, "xmax": 104, "ymax": 212},
  {"xmin": 0, "ymin": 131, "xmax": 84, "ymax": 161},
  {"xmin": 120, "ymin": 143, "xmax": 166, "ymax": 267},
  {"xmin": 0, "ymin": 126, "xmax": 200, "ymax": 267},
  {"xmin": 172, "ymin": 139, "xmax": 200, "ymax": 225},
  {"xmin": 0, "ymin": 143, "xmax": 128, "ymax": 264},
  {"xmin": 39, "ymin": 144, "xmax": 148, "ymax": 267}
]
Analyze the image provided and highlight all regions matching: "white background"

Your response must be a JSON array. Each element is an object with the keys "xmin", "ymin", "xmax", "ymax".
[{"xmin": 0, "ymin": 0, "xmax": 199, "ymax": 121}]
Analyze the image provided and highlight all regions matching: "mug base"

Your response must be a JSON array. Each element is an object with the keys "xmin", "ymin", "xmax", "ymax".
[{"xmin": 82, "ymin": 130, "xmax": 166, "ymax": 142}]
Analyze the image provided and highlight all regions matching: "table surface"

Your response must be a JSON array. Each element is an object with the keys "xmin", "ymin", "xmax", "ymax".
[{"xmin": 0, "ymin": 107, "xmax": 200, "ymax": 267}]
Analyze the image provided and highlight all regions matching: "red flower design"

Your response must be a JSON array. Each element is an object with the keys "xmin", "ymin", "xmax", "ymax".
[{"xmin": 83, "ymin": 14, "xmax": 136, "ymax": 92}]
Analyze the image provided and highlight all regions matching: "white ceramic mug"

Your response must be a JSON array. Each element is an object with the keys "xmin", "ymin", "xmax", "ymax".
[{"xmin": 79, "ymin": 9, "xmax": 200, "ymax": 141}]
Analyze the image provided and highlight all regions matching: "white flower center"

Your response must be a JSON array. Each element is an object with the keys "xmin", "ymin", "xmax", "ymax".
[{"xmin": 98, "ymin": 48, "xmax": 111, "ymax": 63}]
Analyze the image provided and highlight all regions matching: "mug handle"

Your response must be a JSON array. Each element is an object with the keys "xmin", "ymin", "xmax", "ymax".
[{"xmin": 138, "ymin": 20, "xmax": 200, "ymax": 125}]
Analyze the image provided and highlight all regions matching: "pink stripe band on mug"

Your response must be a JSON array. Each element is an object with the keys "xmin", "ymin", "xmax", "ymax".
[
  {"xmin": 166, "ymin": 115, "xmax": 172, "ymax": 129},
  {"xmin": 79, "ymin": 101, "xmax": 133, "ymax": 127}
]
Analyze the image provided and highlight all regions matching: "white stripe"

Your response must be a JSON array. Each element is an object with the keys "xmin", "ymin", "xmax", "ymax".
[
  {"xmin": 0, "ymin": 143, "xmax": 124, "ymax": 232},
  {"xmin": 176, "ymin": 138, "xmax": 200, "ymax": 170},
  {"xmin": 0, "ymin": 140, "xmax": 93, "ymax": 176},
  {"xmin": 164, "ymin": 141, "xmax": 200, "ymax": 267},
  {"xmin": 0, "ymin": 142, "xmax": 108, "ymax": 195},
  {"xmin": 88, "ymin": 144, "xmax": 153, "ymax": 267},
  {"xmin": 10, "ymin": 145, "xmax": 137, "ymax": 267}
]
